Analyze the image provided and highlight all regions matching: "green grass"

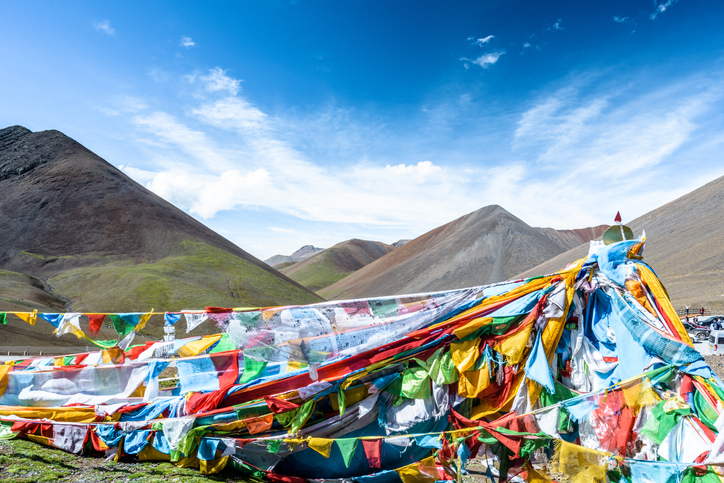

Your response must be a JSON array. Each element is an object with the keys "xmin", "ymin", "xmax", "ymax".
[
  {"xmin": 46, "ymin": 240, "xmax": 322, "ymax": 316},
  {"xmin": 282, "ymin": 251, "xmax": 351, "ymax": 292},
  {"xmin": 0, "ymin": 438, "xmax": 253, "ymax": 482}
]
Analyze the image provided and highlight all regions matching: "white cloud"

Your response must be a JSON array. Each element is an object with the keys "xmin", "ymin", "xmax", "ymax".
[
  {"xmin": 612, "ymin": 16, "xmax": 630, "ymax": 23},
  {"xmin": 180, "ymin": 36, "xmax": 196, "ymax": 48},
  {"xmin": 147, "ymin": 168, "xmax": 272, "ymax": 219},
  {"xmin": 269, "ymin": 227, "xmax": 298, "ymax": 234},
  {"xmin": 132, "ymin": 112, "xmax": 232, "ymax": 170},
  {"xmin": 118, "ymin": 165, "xmax": 156, "ymax": 184},
  {"xmin": 651, "ymin": 0, "xmax": 679, "ymax": 19},
  {"xmin": 93, "ymin": 20, "xmax": 115, "ymax": 36},
  {"xmin": 101, "ymin": 96, "xmax": 147, "ymax": 116},
  {"xmin": 384, "ymin": 161, "xmax": 442, "ymax": 183},
  {"xmin": 474, "ymin": 35, "xmax": 494, "ymax": 46},
  {"xmin": 546, "ymin": 19, "xmax": 564, "ymax": 31},
  {"xmin": 192, "ymin": 97, "xmax": 267, "ymax": 131},
  {"xmin": 199, "ymin": 67, "xmax": 242, "ymax": 96},
  {"xmin": 472, "ymin": 52, "xmax": 504, "ymax": 68},
  {"xmin": 118, "ymin": 62, "xmax": 724, "ymax": 259}
]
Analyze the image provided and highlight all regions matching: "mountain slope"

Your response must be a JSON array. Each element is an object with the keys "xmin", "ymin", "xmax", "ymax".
[
  {"xmin": 518, "ymin": 175, "xmax": 724, "ymax": 312},
  {"xmin": 281, "ymin": 239, "xmax": 395, "ymax": 291},
  {"xmin": 320, "ymin": 205, "xmax": 567, "ymax": 300},
  {"xmin": 0, "ymin": 126, "xmax": 322, "ymax": 313},
  {"xmin": 265, "ymin": 245, "xmax": 325, "ymax": 268},
  {"xmin": 535, "ymin": 225, "xmax": 608, "ymax": 250}
]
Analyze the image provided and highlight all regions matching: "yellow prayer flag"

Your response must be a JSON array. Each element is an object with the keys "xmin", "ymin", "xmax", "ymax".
[
  {"xmin": 453, "ymin": 317, "xmax": 493, "ymax": 340},
  {"xmin": 13, "ymin": 310, "xmax": 37, "ymax": 326},
  {"xmin": 450, "ymin": 337, "xmax": 480, "ymax": 373},
  {"xmin": 199, "ymin": 456, "xmax": 229, "ymax": 475},
  {"xmin": 134, "ymin": 312, "xmax": 153, "ymax": 332},
  {"xmin": 457, "ymin": 364, "xmax": 491, "ymax": 398},
  {"xmin": 495, "ymin": 322, "xmax": 533, "ymax": 366},
  {"xmin": 637, "ymin": 263, "xmax": 693, "ymax": 345},
  {"xmin": 177, "ymin": 335, "xmax": 223, "ymax": 358},
  {"xmin": 0, "ymin": 365, "xmax": 11, "ymax": 397},
  {"xmin": 551, "ymin": 440, "xmax": 608, "ymax": 483},
  {"xmin": 396, "ymin": 455, "xmax": 437, "ymax": 483},
  {"xmin": 308, "ymin": 437, "xmax": 334, "ymax": 458}
]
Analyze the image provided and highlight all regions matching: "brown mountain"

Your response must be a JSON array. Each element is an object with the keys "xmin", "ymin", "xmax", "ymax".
[
  {"xmin": 535, "ymin": 225, "xmax": 609, "ymax": 250},
  {"xmin": 518, "ymin": 174, "xmax": 724, "ymax": 312},
  {"xmin": 319, "ymin": 205, "xmax": 568, "ymax": 300},
  {"xmin": 0, "ymin": 126, "xmax": 321, "ymax": 318},
  {"xmin": 281, "ymin": 239, "xmax": 395, "ymax": 292}
]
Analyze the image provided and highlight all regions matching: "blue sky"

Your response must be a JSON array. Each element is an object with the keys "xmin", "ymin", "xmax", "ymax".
[{"xmin": 2, "ymin": 1, "xmax": 724, "ymax": 260}]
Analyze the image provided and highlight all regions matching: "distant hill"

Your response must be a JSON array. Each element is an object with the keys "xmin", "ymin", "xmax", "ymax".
[
  {"xmin": 281, "ymin": 239, "xmax": 395, "ymax": 292},
  {"xmin": 392, "ymin": 239, "xmax": 411, "ymax": 248},
  {"xmin": 320, "ymin": 205, "xmax": 569, "ymax": 300},
  {"xmin": 518, "ymin": 174, "xmax": 724, "ymax": 312},
  {"xmin": 535, "ymin": 225, "xmax": 608, "ymax": 250},
  {"xmin": 265, "ymin": 245, "xmax": 325, "ymax": 268},
  {"xmin": 0, "ymin": 126, "xmax": 322, "ymax": 324}
]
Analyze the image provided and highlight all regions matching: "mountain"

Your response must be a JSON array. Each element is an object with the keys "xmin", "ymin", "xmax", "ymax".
[
  {"xmin": 518, "ymin": 174, "xmax": 724, "ymax": 312},
  {"xmin": 392, "ymin": 239, "xmax": 411, "ymax": 248},
  {"xmin": 0, "ymin": 126, "xmax": 322, "ymax": 319},
  {"xmin": 280, "ymin": 239, "xmax": 395, "ymax": 292},
  {"xmin": 265, "ymin": 245, "xmax": 326, "ymax": 268},
  {"xmin": 535, "ymin": 225, "xmax": 608, "ymax": 250},
  {"xmin": 319, "ymin": 205, "xmax": 568, "ymax": 300}
]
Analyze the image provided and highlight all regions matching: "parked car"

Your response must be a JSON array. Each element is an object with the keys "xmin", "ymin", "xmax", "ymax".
[
  {"xmin": 694, "ymin": 315, "xmax": 724, "ymax": 328},
  {"xmin": 684, "ymin": 321, "xmax": 710, "ymax": 342},
  {"xmin": 709, "ymin": 330, "xmax": 724, "ymax": 354}
]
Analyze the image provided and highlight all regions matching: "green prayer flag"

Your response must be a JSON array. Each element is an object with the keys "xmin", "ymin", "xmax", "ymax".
[
  {"xmin": 428, "ymin": 349, "xmax": 459, "ymax": 386},
  {"xmin": 337, "ymin": 386, "xmax": 347, "ymax": 417},
  {"xmin": 275, "ymin": 410, "xmax": 297, "ymax": 428},
  {"xmin": 110, "ymin": 314, "xmax": 135, "ymax": 338},
  {"xmin": 267, "ymin": 439, "xmax": 281, "ymax": 454},
  {"xmin": 291, "ymin": 399, "xmax": 315, "ymax": 434},
  {"xmin": 400, "ymin": 366, "xmax": 431, "ymax": 399},
  {"xmin": 539, "ymin": 379, "xmax": 577, "ymax": 407},
  {"xmin": 209, "ymin": 333, "xmax": 237, "ymax": 353},
  {"xmin": 239, "ymin": 357, "xmax": 268, "ymax": 384},
  {"xmin": 335, "ymin": 438, "xmax": 358, "ymax": 468},
  {"xmin": 0, "ymin": 313, "xmax": 6, "ymax": 325}
]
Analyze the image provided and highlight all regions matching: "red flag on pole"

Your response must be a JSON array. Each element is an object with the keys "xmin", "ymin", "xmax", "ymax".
[{"xmin": 614, "ymin": 211, "xmax": 622, "ymax": 223}]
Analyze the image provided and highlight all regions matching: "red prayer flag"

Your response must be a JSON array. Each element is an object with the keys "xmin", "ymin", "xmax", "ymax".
[
  {"xmin": 362, "ymin": 439, "xmax": 382, "ymax": 469},
  {"xmin": 87, "ymin": 314, "xmax": 105, "ymax": 336},
  {"xmin": 614, "ymin": 211, "xmax": 622, "ymax": 223}
]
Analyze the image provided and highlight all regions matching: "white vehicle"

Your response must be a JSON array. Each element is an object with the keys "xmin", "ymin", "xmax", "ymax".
[{"xmin": 708, "ymin": 330, "xmax": 724, "ymax": 354}]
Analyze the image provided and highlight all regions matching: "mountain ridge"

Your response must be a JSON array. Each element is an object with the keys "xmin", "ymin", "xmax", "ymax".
[{"xmin": 0, "ymin": 126, "xmax": 321, "ymax": 317}]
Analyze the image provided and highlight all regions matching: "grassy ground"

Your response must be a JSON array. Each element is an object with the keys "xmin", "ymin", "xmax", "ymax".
[
  {"xmin": 0, "ymin": 439, "xmax": 251, "ymax": 483},
  {"xmin": 281, "ymin": 250, "xmax": 351, "ymax": 292},
  {"xmin": 0, "ymin": 437, "xmax": 499, "ymax": 483},
  {"xmin": 46, "ymin": 240, "xmax": 322, "ymax": 319}
]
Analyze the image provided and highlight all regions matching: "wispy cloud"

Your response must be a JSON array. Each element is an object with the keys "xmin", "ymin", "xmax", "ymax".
[
  {"xmin": 117, "ymin": 62, "xmax": 724, "ymax": 258},
  {"xmin": 612, "ymin": 16, "xmax": 630, "ymax": 23},
  {"xmin": 180, "ymin": 36, "xmax": 196, "ymax": 48},
  {"xmin": 93, "ymin": 20, "xmax": 115, "ymax": 36},
  {"xmin": 473, "ymin": 35, "xmax": 494, "ymax": 46},
  {"xmin": 127, "ymin": 69, "xmax": 477, "ymax": 226},
  {"xmin": 197, "ymin": 67, "xmax": 242, "ymax": 96},
  {"xmin": 546, "ymin": 18, "xmax": 564, "ymax": 31},
  {"xmin": 651, "ymin": 0, "xmax": 679, "ymax": 19},
  {"xmin": 472, "ymin": 52, "xmax": 504, "ymax": 68}
]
